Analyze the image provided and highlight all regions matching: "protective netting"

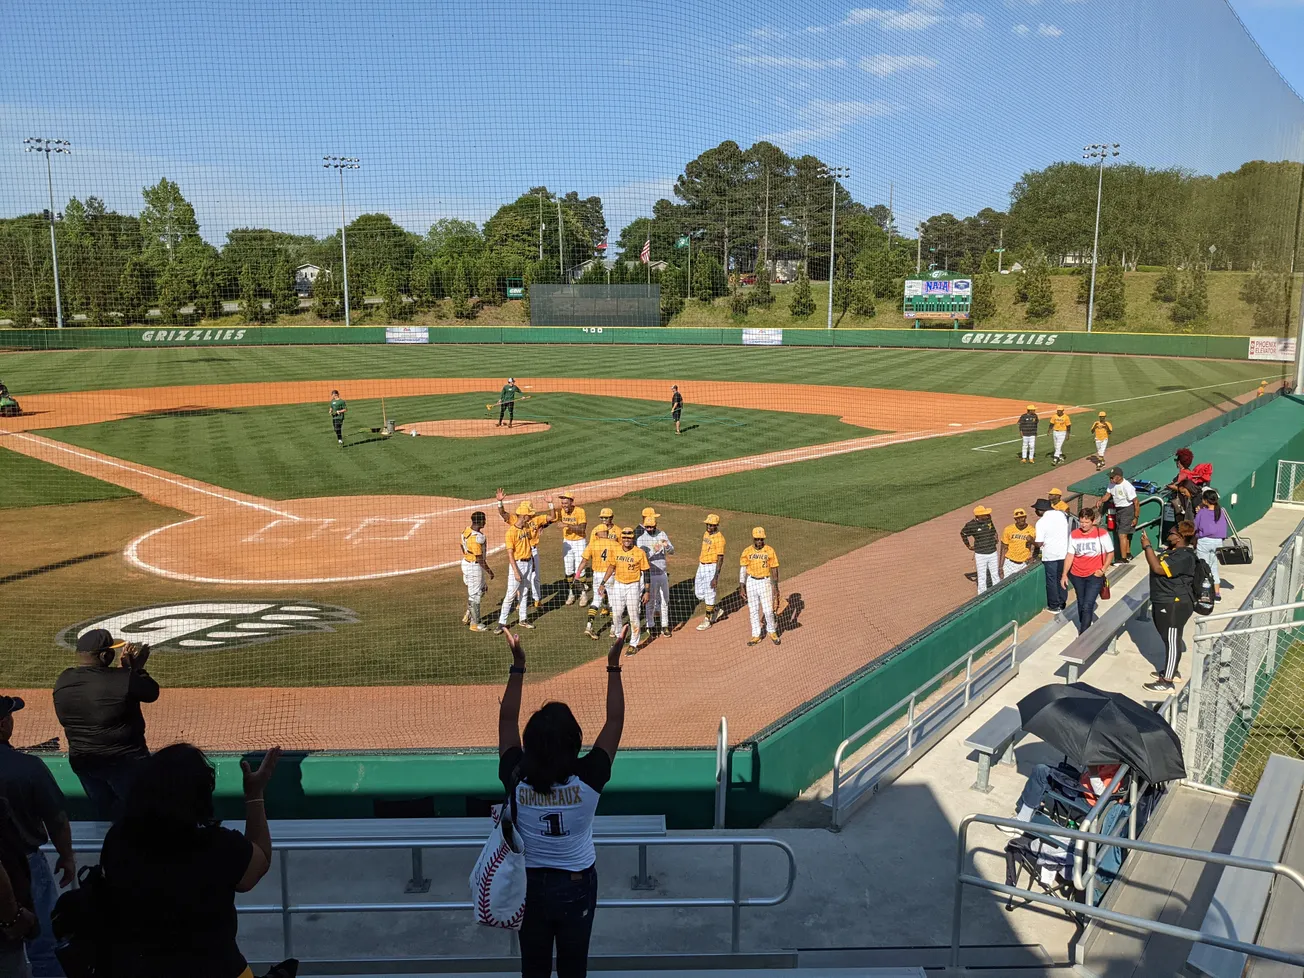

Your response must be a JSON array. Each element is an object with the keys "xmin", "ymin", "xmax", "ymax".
[{"xmin": 2, "ymin": 0, "xmax": 1304, "ymax": 752}]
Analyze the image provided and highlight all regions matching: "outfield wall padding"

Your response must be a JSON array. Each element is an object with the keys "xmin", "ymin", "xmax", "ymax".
[{"xmin": 0, "ymin": 325, "xmax": 1264, "ymax": 360}]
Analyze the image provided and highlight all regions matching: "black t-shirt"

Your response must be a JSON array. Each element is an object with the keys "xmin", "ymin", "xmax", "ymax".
[
  {"xmin": 1150, "ymin": 546, "xmax": 1198, "ymax": 603},
  {"xmin": 671, "ymin": 392, "xmax": 683, "ymax": 413},
  {"xmin": 961, "ymin": 517, "xmax": 999, "ymax": 555},
  {"xmin": 52, "ymin": 665, "xmax": 160, "ymax": 768},
  {"xmin": 101, "ymin": 822, "xmax": 254, "ymax": 978},
  {"xmin": 0, "ymin": 745, "xmax": 65, "ymax": 851}
]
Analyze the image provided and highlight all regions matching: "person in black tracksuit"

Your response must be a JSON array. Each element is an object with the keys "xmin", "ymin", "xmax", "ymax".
[
  {"xmin": 1017, "ymin": 406, "xmax": 1039, "ymax": 463},
  {"xmin": 1140, "ymin": 520, "xmax": 1198, "ymax": 693}
]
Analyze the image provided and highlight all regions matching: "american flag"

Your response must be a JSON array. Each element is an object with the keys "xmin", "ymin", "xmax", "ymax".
[{"xmin": 640, "ymin": 238, "xmax": 650, "ymax": 264}]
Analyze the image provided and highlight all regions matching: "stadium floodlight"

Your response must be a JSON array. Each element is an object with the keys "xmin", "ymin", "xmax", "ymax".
[
  {"xmin": 1082, "ymin": 142, "xmax": 1121, "ymax": 333},
  {"xmin": 819, "ymin": 166, "xmax": 851, "ymax": 330},
  {"xmin": 24, "ymin": 138, "xmax": 71, "ymax": 329},
  {"xmin": 323, "ymin": 157, "xmax": 361, "ymax": 326}
]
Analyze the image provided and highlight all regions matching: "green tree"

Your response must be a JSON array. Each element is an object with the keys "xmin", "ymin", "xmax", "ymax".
[
  {"xmin": 969, "ymin": 272, "xmax": 996, "ymax": 323},
  {"xmin": 789, "ymin": 263, "xmax": 815, "ymax": 318},
  {"xmin": 140, "ymin": 178, "xmax": 200, "ymax": 263},
  {"xmin": 273, "ymin": 259, "xmax": 299, "ymax": 316},
  {"xmin": 156, "ymin": 260, "xmax": 190, "ymax": 324},
  {"xmin": 751, "ymin": 254, "xmax": 773, "ymax": 307},
  {"xmin": 118, "ymin": 258, "xmax": 149, "ymax": 324},
  {"xmin": 692, "ymin": 252, "xmax": 724, "ymax": 300},
  {"xmin": 849, "ymin": 276, "xmax": 876, "ymax": 318},
  {"xmin": 1075, "ymin": 271, "xmax": 1091, "ymax": 305},
  {"xmin": 1096, "ymin": 263, "xmax": 1126, "ymax": 322},
  {"xmin": 239, "ymin": 262, "xmax": 266, "ymax": 323},
  {"xmin": 1251, "ymin": 271, "xmax": 1290, "ymax": 330},
  {"xmin": 729, "ymin": 285, "xmax": 749, "ymax": 319},
  {"xmin": 660, "ymin": 266, "xmax": 684, "ymax": 321},
  {"xmin": 1025, "ymin": 255, "xmax": 1056, "ymax": 321},
  {"xmin": 1152, "ymin": 265, "xmax": 1180, "ymax": 303},
  {"xmin": 313, "ymin": 265, "xmax": 341, "ymax": 320},
  {"xmin": 831, "ymin": 255, "xmax": 852, "ymax": 321},
  {"xmin": 1013, "ymin": 271, "xmax": 1029, "ymax": 304},
  {"xmin": 450, "ymin": 261, "xmax": 472, "ymax": 319},
  {"xmin": 379, "ymin": 269, "xmax": 408, "ymax": 321},
  {"xmin": 1172, "ymin": 267, "xmax": 1209, "ymax": 324},
  {"xmin": 478, "ymin": 257, "xmax": 504, "ymax": 305},
  {"xmin": 194, "ymin": 257, "xmax": 225, "ymax": 319}
]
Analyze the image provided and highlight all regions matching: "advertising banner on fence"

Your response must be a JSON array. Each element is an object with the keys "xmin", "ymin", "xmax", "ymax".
[
  {"xmin": 1248, "ymin": 336, "xmax": 1296, "ymax": 362},
  {"xmin": 742, "ymin": 328, "xmax": 783, "ymax": 346},
  {"xmin": 385, "ymin": 327, "xmax": 429, "ymax": 344},
  {"xmin": 960, "ymin": 331, "xmax": 1060, "ymax": 348},
  {"xmin": 140, "ymin": 328, "xmax": 249, "ymax": 344}
]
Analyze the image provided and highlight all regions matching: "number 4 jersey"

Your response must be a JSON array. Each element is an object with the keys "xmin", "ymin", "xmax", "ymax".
[{"xmin": 499, "ymin": 746, "xmax": 612, "ymax": 870}]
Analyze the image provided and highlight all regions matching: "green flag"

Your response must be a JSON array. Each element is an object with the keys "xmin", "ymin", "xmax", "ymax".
[{"xmin": 675, "ymin": 235, "xmax": 689, "ymax": 249}]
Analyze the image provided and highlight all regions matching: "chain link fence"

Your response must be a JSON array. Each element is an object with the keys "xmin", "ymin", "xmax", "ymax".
[
  {"xmin": 1175, "ymin": 515, "xmax": 1304, "ymax": 791},
  {"xmin": 1275, "ymin": 460, "xmax": 1304, "ymax": 505}
]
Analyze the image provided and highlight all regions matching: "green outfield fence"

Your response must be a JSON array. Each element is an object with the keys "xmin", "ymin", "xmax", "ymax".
[{"xmin": 0, "ymin": 325, "xmax": 1270, "ymax": 360}]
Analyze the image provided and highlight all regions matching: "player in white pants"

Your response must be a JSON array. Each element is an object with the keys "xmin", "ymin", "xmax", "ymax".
[
  {"xmin": 695, "ymin": 514, "xmax": 727, "ymax": 630},
  {"xmin": 601, "ymin": 528, "xmax": 650, "ymax": 653},
  {"xmin": 635, "ymin": 508, "xmax": 675, "ymax": 638},
  {"xmin": 1048, "ymin": 407, "xmax": 1071, "ymax": 465},
  {"xmin": 577, "ymin": 525, "xmax": 615, "ymax": 639},
  {"xmin": 494, "ymin": 502, "xmax": 539, "ymax": 632},
  {"xmin": 1090, "ymin": 411, "xmax": 1112, "ymax": 469},
  {"xmin": 739, "ymin": 527, "xmax": 781, "ymax": 646},
  {"xmin": 1017, "ymin": 405, "xmax": 1039, "ymax": 463},
  {"xmin": 495, "ymin": 488, "xmax": 555, "ymax": 609},
  {"xmin": 460, "ymin": 511, "xmax": 495, "ymax": 632},
  {"xmin": 961, "ymin": 505, "xmax": 1000, "ymax": 594},
  {"xmin": 556, "ymin": 491, "xmax": 589, "ymax": 605}
]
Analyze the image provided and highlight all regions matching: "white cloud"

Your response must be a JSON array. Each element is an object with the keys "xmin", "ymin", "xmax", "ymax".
[
  {"xmin": 736, "ymin": 55, "xmax": 848, "ymax": 69},
  {"xmin": 844, "ymin": 7, "xmax": 944, "ymax": 29},
  {"xmin": 1038, "ymin": 22, "xmax": 1064, "ymax": 35},
  {"xmin": 1012, "ymin": 22, "xmax": 1031, "ymax": 34},
  {"xmin": 859, "ymin": 53, "xmax": 940, "ymax": 75},
  {"xmin": 806, "ymin": 24, "xmax": 829, "ymax": 32},
  {"xmin": 909, "ymin": 0, "xmax": 945, "ymax": 9},
  {"xmin": 750, "ymin": 26, "xmax": 787, "ymax": 39},
  {"xmin": 762, "ymin": 98, "xmax": 898, "ymax": 146},
  {"xmin": 958, "ymin": 11, "xmax": 986, "ymax": 27}
]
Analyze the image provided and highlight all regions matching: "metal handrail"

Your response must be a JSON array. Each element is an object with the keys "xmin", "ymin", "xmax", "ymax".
[
  {"xmin": 1069, "ymin": 763, "xmax": 1129, "ymax": 895},
  {"xmin": 714, "ymin": 715, "xmax": 728, "ymax": 829},
  {"xmin": 954, "ymin": 813, "xmax": 1304, "ymax": 970},
  {"xmin": 829, "ymin": 620, "xmax": 1018, "ymax": 829},
  {"xmin": 59, "ymin": 833, "xmax": 796, "ymax": 960},
  {"xmin": 1194, "ymin": 597, "xmax": 1304, "ymax": 628}
]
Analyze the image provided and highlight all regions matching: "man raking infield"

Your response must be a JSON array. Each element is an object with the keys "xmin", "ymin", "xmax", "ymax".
[
  {"xmin": 460, "ymin": 511, "xmax": 495, "ymax": 633},
  {"xmin": 695, "ymin": 514, "xmax": 727, "ymax": 631},
  {"xmin": 740, "ymin": 528, "xmax": 781, "ymax": 647},
  {"xmin": 670, "ymin": 385, "xmax": 684, "ymax": 435},
  {"xmin": 329, "ymin": 389, "xmax": 347, "ymax": 447},
  {"xmin": 494, "ymin": 377, "xmax": 523, "ymax": 428}
]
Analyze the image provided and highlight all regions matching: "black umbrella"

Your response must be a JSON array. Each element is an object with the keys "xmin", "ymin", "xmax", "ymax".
[{"xmin": 1017, "ymin": 682, "xmax": 1186, "ymax": 784}]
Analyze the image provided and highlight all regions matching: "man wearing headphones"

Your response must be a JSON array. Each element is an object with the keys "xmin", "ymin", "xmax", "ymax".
[{"xmin": 52, "ymin": 629, "xmax": 160, "ymax": 819}]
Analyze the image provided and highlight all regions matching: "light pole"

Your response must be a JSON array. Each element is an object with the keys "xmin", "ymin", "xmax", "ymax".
[
  {"xmin": 915, "ymin": 223, "xmax": 923, "ymax": 274},
  {"xmin": 1082, "ymin": 142, "xmax": 1120, "ymax": 333},
  {"xmin": 25, "ymin": 138, "xmax": 70, "ymax": 329},
  {"xmin": 821, "ymin": 166, "xmax": 850, "ymax": 330},
  {"xmin": 323, "ymin": 156, "xmax": 360, "ymax": 326}
]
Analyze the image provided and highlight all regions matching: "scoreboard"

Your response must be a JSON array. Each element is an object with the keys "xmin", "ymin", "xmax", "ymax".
[{"xmin": 903, "ymin": 276, "xmax": 971, "ymax": 321}]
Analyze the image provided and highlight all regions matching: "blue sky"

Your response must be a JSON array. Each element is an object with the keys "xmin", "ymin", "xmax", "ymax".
[
  {"xmin": 2, "ymin": 0, "xmax": 1302, "ymax": 250},
  {"xmin": 1227, "ymin": 0, "xmax": 1304, "ymax": 98}
]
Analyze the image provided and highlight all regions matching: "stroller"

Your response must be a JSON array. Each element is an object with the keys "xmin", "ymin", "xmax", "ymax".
[{"xmin": 1003, "ymin": 762, "xmax": 1134, "ymax": 922}]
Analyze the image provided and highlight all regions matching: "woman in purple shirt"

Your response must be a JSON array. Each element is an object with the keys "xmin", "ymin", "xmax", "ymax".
[{"xmin": 1194, "ymin": 489, "xmax": 1229, "ymax": 602}]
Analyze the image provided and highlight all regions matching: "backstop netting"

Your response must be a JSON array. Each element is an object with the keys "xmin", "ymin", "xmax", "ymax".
[{"xmin": 1, "ymin": 0, "xmax": 1303, "ymax": 754}]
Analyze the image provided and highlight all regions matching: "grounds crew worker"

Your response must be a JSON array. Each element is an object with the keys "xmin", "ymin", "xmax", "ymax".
[
  {"xmin": 960, "ymin": 505, "xmax": 1000, "ymax": 594},
  {"xmin": 329, "ymin": 389, "xmax": 347, "ymax": 446},
  {"xmin": 1017, "ymin": 404, "xmax": 1039, "ymax": 463},
  {"xmin": 695, "ymin": 514, "xmax": 727, "ymax": 631},
  {"xmin": 601, "ymin": 528, "xmax": 650, "ymax": 653},
  {"xmin": 636, "ymin": 508, "xmax": 675, "ymax": 639},
  {"xmin": 496, "ymin": 377, "xmax": 522, "ymax": 428},
  {"xmin": 740, "ymin": 529, "xmax": 781, "ymax": 646},
  {"xmin": 557, "ymin": 492, "xmax": 589, "ymax": 606},
  {"xmin": 577, "ymin": 523, "xmax": 616, "ymax": 639},
  {"xmin": 1048, "ymin": 406, "xmax": 1071, "ymax": 466},
  {"xmin": 1090, "ymin": 411, "xmax": 1113, "ymax": 468},
  {"xmin": 495, "ymin": 502, "xmax": 539, "ymax": 633},
  {"xmin": 461, "ymin": 511, "xmax": 495, "ymax": 632},
  {"xmin": 670, "ymin": 385, "xmax": 684, "ymax": 435},
  {"xmin": 999, "ymin": 508, "xmax": 1036, "ymax": 579}
]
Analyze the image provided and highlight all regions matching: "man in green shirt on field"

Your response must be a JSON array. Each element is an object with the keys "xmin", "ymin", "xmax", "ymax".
[
  {"xmin": 329, "ymin": 389, "xmax": 347, "ymax": 446},
  {"xmin": 496, "ymin": 377, "xmax": 522, "ymax": 429}
]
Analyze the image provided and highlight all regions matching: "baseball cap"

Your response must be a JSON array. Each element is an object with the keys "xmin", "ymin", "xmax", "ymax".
[
  {"xmin": 599, "ymin": 507, "xmax": 614, "ymax": 518},
  {"xmin": 1032, "ymin": 498, "xmax": 1051, "ymax": 513},
  {"xmin": 1013, "ymin": 508, "xmax": 1027, "ymax": 517},
  {"xmin": 1049, "ymin": 488, "xmax": 1063, "ymax": 496},
  {"xmin": 514, "ymin": 501, "xmax": 536, "ymax": 516},
  {"xmin": 751, "ymin": 526, "xmax": 766, "ymax": 538},
  {"xmin": 558, "ymin": 490, "xmax": 574, "ymax": 500},
  {"xmin": 704, "ymin": 514, "xmax": 721, "ymax": 525},
  {"xmin": 620, "ymin": 526, "xmax": 635, "ymax": 537},
  {"xmin": 1110, "ymin": 466, "xmax": 1124, "ymax": 478},
  {"xmin": 508, "ymin": 377, "xmax": 516, "ymax": 383},
  {"xmin": 76, "ymin": 628, "xmax": 125, "ymax": 654},
  {"xmin": 1026, "ymin": 404, "xmax": 1036, "ymax": 411},
  {"xmin": 1098, "ymin": 411, "xmax": 1107, "ymax": 417},
  {"xmin": 1056, "ymin": 405, "xmax": 1065, "ymax": 411},
  {"xmin": 641, "ymin": 507, "xmax": 660, "ymax": 523},
  {"xmin": 0, "ymin": 696, "xmax": 24, "ymax": 718},
  {"xmin": 973, "ymin": 505, "xmax": 992, "ymax": 517}
]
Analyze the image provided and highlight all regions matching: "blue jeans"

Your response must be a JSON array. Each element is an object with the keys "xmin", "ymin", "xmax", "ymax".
[
  {"xmin": 25, "ymin": 852, "xmax": 61, "ymax": 977},
  {"xmin": 1196, "ymin": 536, "xmax": 1222, "ymax": 588},
  {"xmin": 1069, "ymin": 573, "xmax": 1105, "ymax": 635},
  {"xmin": 1017, "ymin": 763, "xmax": 1053, "ymax": 815},
  {"xmin": 1042, "ymin": 559, "xmax": 1067, "ymax": 612},
  {"xmin": 519, "ymin": 866, "xmax": 598, "ymax": 978},
  {"xmin": 73, "ymin": 757, "xmax": 145, "ymax": 821}
]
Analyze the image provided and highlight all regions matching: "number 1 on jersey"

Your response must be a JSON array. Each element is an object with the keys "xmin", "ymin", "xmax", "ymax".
[{"xmin": 540, "ymin": 812, "xmax": 568, "ymax": 837}]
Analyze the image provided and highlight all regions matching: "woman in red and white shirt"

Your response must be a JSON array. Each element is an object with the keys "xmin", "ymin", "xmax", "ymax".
[{"xmin": 1061, "ymin": 507, "xmax": 1114, "ymax": 635}]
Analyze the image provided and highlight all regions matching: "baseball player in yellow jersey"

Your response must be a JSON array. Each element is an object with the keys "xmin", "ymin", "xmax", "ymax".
[
  {"xmin": 460, "ymin": 511, "xmax": 496, "ymax": 632},
  {"xmin": 556, "ymin": 491, "xmax": 588, "ymax": 605},
  {"xmin": 495, "ymin": 487, "xmax": 556, "ymax": 608},
  {"xmin": 590, "ymin": 508, "xmax": 619, "ymax": 620},
  {"xmin": 576, "ymin": 525, "xmax": 616, "ymax": 639},
  {"xmin": 695, "ymin": 514, "xmax": 727, "ymax": 631},
  {"xmin": 998, "ymin": 508, "xmax": 1036, "ymax": 579},
  {"xmin": 495, "ymin": 502, "xmax": 538, "ymax": 633},
  {"xmin": 1090, "ymin": 412, "xmax": 1113, "ymax": 470},
  {"xmin": 1048, "ymin": 407, "xmax": 1071, "ymax": 466},
  {"xmin": 601, "ymin": 528, "xmax": 650, "ymax": 653},
  {"xmin": 740, "ymin": 528, "xmax": 781, "ymax": 646}
]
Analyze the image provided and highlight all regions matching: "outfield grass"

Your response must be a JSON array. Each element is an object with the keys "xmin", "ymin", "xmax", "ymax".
[
  {"xmin": 38, "ymin": 393, "xmax": 869, "ymax": 501},
  {"xmin": 0, "ymin": 495, "xmax": 877, "ymax": 688},
  {"xmin": 0, "ymin": 446, "xmax": 135, "ymax": 509}
]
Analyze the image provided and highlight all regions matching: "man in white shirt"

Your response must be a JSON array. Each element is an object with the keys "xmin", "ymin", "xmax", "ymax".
[
  {"xmin": 1033, "ymin": 498, "xmax": 1070, "ymax": 613},
  {"xmin": 635, "ymin": 508, "xmax": 675, "ymax": 639},
  {"xmin": 1102, "ymin": 467, "xmax": 1139, "ymax": 563}
]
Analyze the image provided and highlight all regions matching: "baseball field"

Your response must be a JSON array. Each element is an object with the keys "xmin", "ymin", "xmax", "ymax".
[{"xmin": 0, "ymin": 341, "xmax": 1274, "ymax": 751}]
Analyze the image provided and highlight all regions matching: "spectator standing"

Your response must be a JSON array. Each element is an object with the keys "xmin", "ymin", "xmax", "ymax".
[
  {"xmin": 1033, "ymin": 499, "xmax": 1071, "ymax": 613},
  {"xmin": 998, "ymin": 509, "xmax": 1036, "ymax": 579},
  {"xmin": 1103, "ymin": 468, "xmax": 1140, "ymax": 563},
  {"xmin": 1141, "ymin": 521, "xmax": 1199, "ymax": 692},
  {"xmin": 498, "ymin": 628, "xmax": 625, "ymax": 978},
  {"xmin": 51, "ymin": 631, "xmax": 159, "ymax": 820},
  {"xmin": 0, "ymin": 797, "xmax": 37, "ymax": 978},
  {"xmin": 1062, "ymin": 508, "xmax": 1115, "ymax": 635},
  {"xmin": 99, "ymin": 743, "xmax": 280, "ymax": 978},
  {"xmin": 1194, "ymin": 489, "xmax": 1229, "ymax": 603},
  {"xmin": 0, "ymin": 697, "xmax": 75, "ymax": 977},
  {"xmin": 960, "ymin": 506, "xmax": 1000, "ymax": 594}
]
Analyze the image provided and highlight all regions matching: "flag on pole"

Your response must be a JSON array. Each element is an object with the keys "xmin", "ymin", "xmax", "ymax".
[
  {"xmin": 640, "ymin": 238, "xmax": 650, "ymax": 264},
  {"xmin": 597, "ymin": 237, "xmax": 608, "ymax": 251},
  {"xmin": 675, "ymin": 235, "xmax": 689, "ymax": 249}
]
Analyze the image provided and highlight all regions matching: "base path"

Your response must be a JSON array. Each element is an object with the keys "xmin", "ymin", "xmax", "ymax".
[{"xmin": 4, "ymin": 389, "xmax": 1256, "ymax": 752}]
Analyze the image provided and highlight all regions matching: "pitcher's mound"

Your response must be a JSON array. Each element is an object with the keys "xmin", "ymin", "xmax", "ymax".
[{"xmin": 399, "ymin": 419, "xmax": 551, "ymax": 438}]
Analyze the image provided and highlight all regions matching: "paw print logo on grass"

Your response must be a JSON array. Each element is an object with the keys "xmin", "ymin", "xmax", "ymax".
[{"xmin": 56, "ymin": 602, "xmax": 359, "ymax": 653}]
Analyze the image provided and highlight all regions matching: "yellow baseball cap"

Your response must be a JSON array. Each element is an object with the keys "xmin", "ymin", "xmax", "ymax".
[
  {"xmin": 1049, "ymin": 488, "xmax": 1063, "ymax": 496},
  {"xmin": 514, "ymin": 501, "xmax": 535, "ymax": 516},
  {"xmin": 1013, "ymin": 508, "xmax": 1027, "ymax": 517},
  {"xmin": 973, "ymin": 506, "xmax": 992, "ymax": 517},
  {"xmin": 599, "ymin": 507, "xmax": 614, "ymax": 519},
  {"xmin": 558, "ymin": 490, "xmax": 574, "ymax": 500},
  {"xmin": 620, "ymin": 526, "xmax": 635, "ymax": 537},
  {"xmin": 1098, "ymin": 411, "xmax": 1107, "ymax": 417},
  {"xmin": 1056, "ymin": 405, "xmax": 1065, "ymax": 411},
  {"xmin": 704, "ymin": 514, "xmax": 721, "ymax": 525},
  {"xmin": 641, "ymin": 507, "xmax": 660, "ymax": 523},
  {"xmin": 1026, "ymin": 404, "xmax": 1036, "ymax": 411},
  {"xmin": 751, "ymin": 526, "xmax": 766, "ymax": 538}
]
